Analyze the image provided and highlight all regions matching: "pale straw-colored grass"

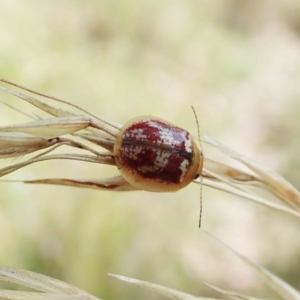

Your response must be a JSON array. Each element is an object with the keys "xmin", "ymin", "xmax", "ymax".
[
  {"xmin": 0, "ymin": 79, "xmax": 299, "ymax": 300},
  {"xmin": 0, "ymin": 79, "xmax": 299, "ymax": 217},
  {"xmin": 1, "ymin": 231, "xmax": 300, "ymax": 300}
]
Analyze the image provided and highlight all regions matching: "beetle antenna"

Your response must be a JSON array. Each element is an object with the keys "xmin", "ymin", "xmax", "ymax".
[{"xmin": 191, "ymin": 106, "xmax": 203, "ymax": 228}]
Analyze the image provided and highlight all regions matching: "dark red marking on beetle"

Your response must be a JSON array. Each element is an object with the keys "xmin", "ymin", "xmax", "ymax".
[{"xmin": 117, "ymin": 119, "xmax": 194, "ymax": 184}]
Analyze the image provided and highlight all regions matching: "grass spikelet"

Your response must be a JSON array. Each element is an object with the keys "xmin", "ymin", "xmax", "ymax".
[
  {"xmin": 108, "ymin": 274, "xmax": 204, "ymax": 300},
  {"xmin": 0, "ymin": 266, "xmax": 101, "ymax": 300},
  {"xmin": 0, "ymin": 79, "xmax": 299, "ymax": 300}
]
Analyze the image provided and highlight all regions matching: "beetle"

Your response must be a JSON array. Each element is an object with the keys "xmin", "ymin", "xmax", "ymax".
[
  {"xmin": 114, "ymin": 116, "xmax": 203, "ymax": 192},
  {"xmin": 0, "ymin": 78, "xmax": 204, "ymax": 225},
  {"xmin": 1, "ymin": 79, "xmax": 291, "ymax": 226},
  {"xmin": 0, "ymin": 78, "xmax": 203, "ymax": 193}
]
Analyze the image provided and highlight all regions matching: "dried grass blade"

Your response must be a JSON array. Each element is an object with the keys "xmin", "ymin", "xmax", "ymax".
[
  {"xmin": 0, "ymin": 83, "xmax": 120, "ymax": 137},
  {"xmin": 206, "ymin": 232, "xmax": 300, "ymax": 300},
  {"xmin": 204, "ymin": 282, "xmax": 263, "ymax": 300},
  {"xmin": 74, "ymin": 133, "xmax": 114, "ymax": 152},
  {"xmin": 0, "ymin": 291, "xmax": 99, "ymax": 300},
  {"xmin": 21, "ymin": 176, "xmax": 138, "ymax": 191},
  {"xmin": 0, "ymin": 100, "xmax": 36, "ymax": 119},
  {"xmin": 0, "ymin": 85, "xmax": 74, "ymax": 118},
  {"xmin": 204, "ymin": 158, "xmax": 259, "ymax": 183},
  {"xmin": 0, "ymin": 133, "xmax": 58, "ymax": 158},
  {"xmin": 0, "ymin": 131, "xmax": 109, "ymax": 161},
  {"xmin": 108, "ymin": 274, "xmax": 207, "ymax": 300},
  {"xmin": 0, "ymin": 78, "xmax": 120, "ymax": 131},
  {"xmin": 0, "ymin": 132, "xmax": 49, "ymax": 149},
  {"xmin": 0, "ymin": 117, "xmax": 90, "ymax": 138},
  {"xmin": 203, "ymin": 161, "xmax": 299, "ymax": 211},
  {"xmin": 0, "ymin": 267, "xmax": 98, "ymax": 298},
  {"xmin": 202, "ymin": 178, "xmax": 300, "ymax": 219},
  {"xmin": 203, "ymin": 136, "xmax": 300, "ymax": 207},
  {"xmin": 0, "ymin": 153, "xmax": 115, "ymax": 177},
  {"xmin": 202, "ymin": 162, "xmax": 300, "ymax": 217}
]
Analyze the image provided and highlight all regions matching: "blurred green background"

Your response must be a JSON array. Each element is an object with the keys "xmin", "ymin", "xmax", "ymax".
[{"xmin": 1, "ymin": 0, "xmax": 300, "ymax": 299}]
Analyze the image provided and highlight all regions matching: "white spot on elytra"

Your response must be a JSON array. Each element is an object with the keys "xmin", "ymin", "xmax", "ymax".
[
  {"xmin": 184, "ymin": 138, "xmax": 192, "ymax": 153},
  {"xmin": 147, "ymin": 120, "xmax": 175, "ymax": 146},
  {"xmin": 154, "ymin": 150, "xmax": 170, "ymax": 168},
  {"xmin": 179, "ymin": 159, "xmax": 189, "ymax": 181},
  {"xmin": 125, "ymin": 128, "xmax": 147, "ymax": 140},
  {"xmin": 121, "ymin": 145, "xmax": 143, "ymax": 160},
  {"xmin": 137, "ymin": 149, "xmax": 171, "ymax": 173}
]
